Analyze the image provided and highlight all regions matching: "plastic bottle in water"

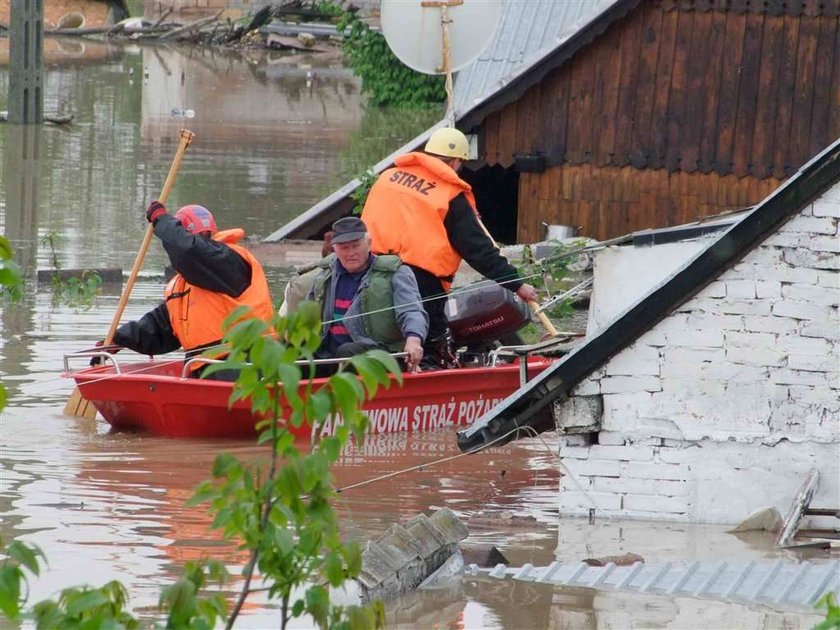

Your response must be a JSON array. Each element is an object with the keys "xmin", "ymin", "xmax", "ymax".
[{"xmin": 170, "ymin": 108, "xmax": 195, "ymax": 119}]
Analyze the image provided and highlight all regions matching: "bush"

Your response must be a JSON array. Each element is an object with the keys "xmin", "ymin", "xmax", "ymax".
[{"xmin": 338, "ymin": 11, "xmax": 446, "ymax": 108}]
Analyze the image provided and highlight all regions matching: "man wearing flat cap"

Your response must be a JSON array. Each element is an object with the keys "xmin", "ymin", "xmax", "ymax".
[{"xmin": 294, "ymin": 217, "xmax": 428, "ymax": 372}]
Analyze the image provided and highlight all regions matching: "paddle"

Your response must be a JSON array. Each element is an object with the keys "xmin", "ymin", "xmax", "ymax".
[
  {"xmin": 64, "ymin": 129, "xmax": 195, "ymax": 419},
  {"xmin": 474, "ymin": 216, "xmax": 559, "ymax": 338}
]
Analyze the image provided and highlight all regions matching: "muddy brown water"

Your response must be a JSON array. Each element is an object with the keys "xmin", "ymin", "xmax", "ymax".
[{"xmin": 0, "ymin": 41, "xmax": 826, "ymax": 629}]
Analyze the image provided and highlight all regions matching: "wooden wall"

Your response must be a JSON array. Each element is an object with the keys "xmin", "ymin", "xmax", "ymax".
[
  {"xmin": 518, "ymin": 164, "xmax": 782, "ymax": 243},
  {"xmin": 479, "ymin": 0, "xmax": 840, "ymax": 241}
]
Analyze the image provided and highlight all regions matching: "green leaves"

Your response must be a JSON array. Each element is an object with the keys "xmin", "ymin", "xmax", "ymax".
[
  {"xmin": 305, "ymin": 584, "xmax": 330, "ymax": 626},
  {"xmin": 815, "ymin": 593, "xmax": 840, "ymax": 630},
  {"xmin": 0, "ymin": 565, "xmax": 23, "ymax": 619},
  {"xmin": 0, "ymin": 237, "xmax": 22, "ymax": 413},
  {"xmin": 31, "ymin": 581, "xmax": 139, "ymax": 629},
  {"xmin": 0, "ymin": 539, "xmax": 46, "ymax": 620},
  {"xmin": 339, "ymin": 13, "xmax": 446, "ymax": 107},
  {"xmin": 5, "ymin": 541, "xmax": 42, "ymax": 577},
  {"xmin": 192, "ymin": 304, "xmax": 401, "ymax": 626},
  {"xmin": 350, "ymin": 169, "xmax": 378, "ymax": 215},
  {"xmin": 157, "ymin": 560, "xmax": 228, "ymax": 629}
]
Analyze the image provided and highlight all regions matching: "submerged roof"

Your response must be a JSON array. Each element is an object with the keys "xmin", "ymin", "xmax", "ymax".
[
  {"xmin": 264, "ymin": 0, "xmax": 627, "ymax": 242},
  {"xmin": 473, "ymin": 560, "xmax": 840, "ymax": 611},
  {"xmin": 456, "ymin": 136, "xmax": 840, "ymax": 451}
]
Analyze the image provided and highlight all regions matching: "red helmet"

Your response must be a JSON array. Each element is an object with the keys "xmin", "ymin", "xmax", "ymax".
[{"xmin": 174, "ymin": 205, "xmax": 216, "ymax": 235}]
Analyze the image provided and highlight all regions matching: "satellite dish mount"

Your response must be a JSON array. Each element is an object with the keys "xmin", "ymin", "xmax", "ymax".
[
  {"xmin": 381, "ymin": 0, "xmax": 502, "ymax": 128},
  {"xmin": 420, "ymin": 0, "xmax": 462, "ymax": 125}
]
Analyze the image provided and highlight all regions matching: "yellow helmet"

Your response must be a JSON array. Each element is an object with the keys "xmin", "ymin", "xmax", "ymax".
[{"xmin": 424, "ymin": 127, "xmax": 469, "ymax": 160}]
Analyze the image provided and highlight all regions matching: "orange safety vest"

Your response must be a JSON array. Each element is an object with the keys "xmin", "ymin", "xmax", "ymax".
[
  {"xmin": 361, "ymin": 152, "xmax": 478, "ymax": 291},
  {"xmin": 164, "ymin": 228, "xmax": 273, "ymax": 370}
]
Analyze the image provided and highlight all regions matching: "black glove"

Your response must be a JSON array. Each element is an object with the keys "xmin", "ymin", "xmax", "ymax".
[
  {"xmin": 89, "ymin": 340, "xmax": 122, "ymax": 366},
  {"xmin": 145, "ymin": 200, "xmax": 168, "ymax": 224}
]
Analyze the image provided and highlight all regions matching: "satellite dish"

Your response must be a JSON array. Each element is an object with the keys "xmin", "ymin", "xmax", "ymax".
[{"xmin": 380, "ymin": 0, "xmax": 503, "ymax": 75}]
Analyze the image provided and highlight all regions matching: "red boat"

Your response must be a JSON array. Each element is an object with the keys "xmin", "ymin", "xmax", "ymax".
[
  {"xmin": 68, "ymin": 356, "xmax": 555, "ymax": 439},
  {"xmin": 67, "ymin": 281, "xmax": 572, "ymax": 439}
]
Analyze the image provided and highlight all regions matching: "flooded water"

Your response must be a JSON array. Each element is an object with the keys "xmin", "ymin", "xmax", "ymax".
[{"xmin": 0, "ymin": 40, "xmax": 827, "ymax": 629}]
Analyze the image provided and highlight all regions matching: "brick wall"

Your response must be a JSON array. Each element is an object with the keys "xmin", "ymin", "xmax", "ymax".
[{"xmin": 557, "ymin": 182, "xmax": 839, "ymax": 524}]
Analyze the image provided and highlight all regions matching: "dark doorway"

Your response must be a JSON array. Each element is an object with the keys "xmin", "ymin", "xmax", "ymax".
[{"xmin": 460, "ymin": 163, "xmax": 519, "ymax": 244}]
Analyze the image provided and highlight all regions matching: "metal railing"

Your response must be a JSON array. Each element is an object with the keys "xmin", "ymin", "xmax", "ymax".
[
  {"xmin": 487, "ymin": 336, "xmax": 577, "ymax": 385},
  {"xmin": 63, "ymin": 350, "xmax": 129, "ymax": 375},
  {"xmin": 179, "ymin": 354, "xmax": 405, "ymax": 380}
]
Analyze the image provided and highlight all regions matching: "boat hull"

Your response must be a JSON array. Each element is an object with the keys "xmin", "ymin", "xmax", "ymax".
[{"xmin": 72, "ymin": 360, "xmax": 551, "ymax": 439}]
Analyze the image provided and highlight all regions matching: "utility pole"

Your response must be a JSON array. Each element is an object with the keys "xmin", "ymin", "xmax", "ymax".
[{"xmin": 9, "ymin": 0, "xmax": 44, "ymax": 124}]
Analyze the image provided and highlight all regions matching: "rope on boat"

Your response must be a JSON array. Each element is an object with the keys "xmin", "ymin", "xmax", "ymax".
[{"xmin": 315, "ymin": 268, "xmax": 548, "ymax": 329}]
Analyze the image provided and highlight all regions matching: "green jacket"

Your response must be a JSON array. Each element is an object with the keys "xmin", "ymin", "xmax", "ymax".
[{"xmin": 284, "ymin": 254, "xmax": 428, "ymax": 351}]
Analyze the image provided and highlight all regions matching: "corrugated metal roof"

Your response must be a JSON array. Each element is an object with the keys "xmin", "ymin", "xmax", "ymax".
[
  {"xmin": 453, "ymin": 0, "xmax": 620, "ymax": 117},
  {"xmin": 471, "ymin": 560, "xmax": 840, "ymax": 611}
]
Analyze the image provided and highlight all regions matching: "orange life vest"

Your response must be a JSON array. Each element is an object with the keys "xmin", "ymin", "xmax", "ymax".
[
  {"xmin": 164, "ymin": 228, "xmax": 273, "ymax": 371},
  {"xmin": 361, "ymin": 152, "xmax": 478, "ymax": 291}
]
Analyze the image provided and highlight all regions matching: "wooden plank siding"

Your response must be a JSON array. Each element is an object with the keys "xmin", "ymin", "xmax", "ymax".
[
  {"xmin": 516, "ymin": 164, "xmax": 783, "ymax": 243},
  {"xmin": 477, "ymin": 0, "xmax": 840, "ymax": 241}
]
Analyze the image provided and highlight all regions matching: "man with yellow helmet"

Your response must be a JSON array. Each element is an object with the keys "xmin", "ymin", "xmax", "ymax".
[{"xmin": 361, "ymin": 127, "xmax": 538, "ymax": 368}]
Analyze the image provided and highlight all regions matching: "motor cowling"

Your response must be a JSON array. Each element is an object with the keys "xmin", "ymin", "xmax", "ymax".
[{"xmin": 445, "ymin": 280, "xmax": 530, "ymax": 347}]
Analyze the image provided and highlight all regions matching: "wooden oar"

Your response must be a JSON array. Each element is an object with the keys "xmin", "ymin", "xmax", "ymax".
[
  {"xmin": 64, "ymin": 129, "xmax": 195, "ymax": 419},
  {"xmin": 474, "ymin": 215, "xmax": 559, "ymax": 338}
]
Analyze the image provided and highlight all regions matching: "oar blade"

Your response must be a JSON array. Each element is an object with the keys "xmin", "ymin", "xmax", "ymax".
[{"xmin": 64, "ymin": 385, "xmax": 97, "ymax": 419}]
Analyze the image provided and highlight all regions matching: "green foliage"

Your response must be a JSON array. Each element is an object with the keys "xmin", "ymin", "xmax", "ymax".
[
  {"xmin": 0, "ymin": 236, "xmax": 22, "ymax": 412},
  {"xmin": 40, "ymin": 232, "xmax": 102, "ymax": 310},
  {"xmin": 193, "ymin": 300, "xmax": 395, "ymax": 628},
  {"xmin": 0, "ymin": 236, "xmax": 22, "ymax": 304},
  {"xmin": 314, "ymin": 1, "xmax": 344, "ymax": 18},
  {"xmin": 0, "ymin": 539, "xmax": 45, "ymax": 620},
  {"xmin": 54, "ymin": 272, "xmax": 103, "ymax": 310},
  {"xmin": 325, "ymin": 105, "xmax": 441, "ymax": 200},
  {"xmin": 350, "ymin": 169, "xmax": 378, "ymax": 215},
  {"xmin": 2, "ymin": 540, "xmax": 141, "ymax": 628},
  {"xmin": 32, "ymin": 581, "xmax": 140, "ymax": 629},
  {"xmin": 815, "ymin": 593, "xmax": 840, "ymax": 630},
  {"xmin": 515, "ymin": 241, "xmax": 586, "ymax": 319},
  {"xmin": 1, "ymin": 536, "xmax": 140, "ymax": 628},
  {"xmin": 158, "ymin": 560, "xmax": 229, "ymax": 629},
  {"xmin": 338, "ymin": 11, "xmax": 445, "ymax": 107}
]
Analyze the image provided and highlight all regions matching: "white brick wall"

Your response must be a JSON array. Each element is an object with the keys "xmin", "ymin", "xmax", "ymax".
[
  {"xmin": 558, "ymin": 437, "xmax": 840, "ymax": 523},
  {"xmin": 559, "ymin": 181, "xmax": 840, "ymax": 524}
]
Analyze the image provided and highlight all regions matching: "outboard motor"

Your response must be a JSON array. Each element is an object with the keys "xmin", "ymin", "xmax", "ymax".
[{"xmin": 445, "ymin": 280, "xmax": 530, "ymax": 362}]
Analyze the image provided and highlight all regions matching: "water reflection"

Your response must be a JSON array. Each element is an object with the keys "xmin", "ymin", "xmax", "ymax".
[
  {"xmin": 0, "ymin": 42, "xmax": 440, "ymax": 274},
  {"xmin": 0, "ymin": 405, "xmax": 559, "ymax": 626}
]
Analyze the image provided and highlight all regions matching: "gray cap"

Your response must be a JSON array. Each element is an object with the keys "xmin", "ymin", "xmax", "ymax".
[{"xmin": 331, "ymin": 216, "xmax": 368, "ymax": 244}]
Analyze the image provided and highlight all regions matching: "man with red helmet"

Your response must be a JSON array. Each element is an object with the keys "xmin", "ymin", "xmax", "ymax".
[{"xmin": 103, "ymin": 200, "xmax": 273, "ymax": 379}]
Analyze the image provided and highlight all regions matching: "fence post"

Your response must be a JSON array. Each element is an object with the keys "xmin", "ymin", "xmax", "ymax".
[{"xmin": 9, "ymin": 0, "xmax": 44, "ymax": 124}]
